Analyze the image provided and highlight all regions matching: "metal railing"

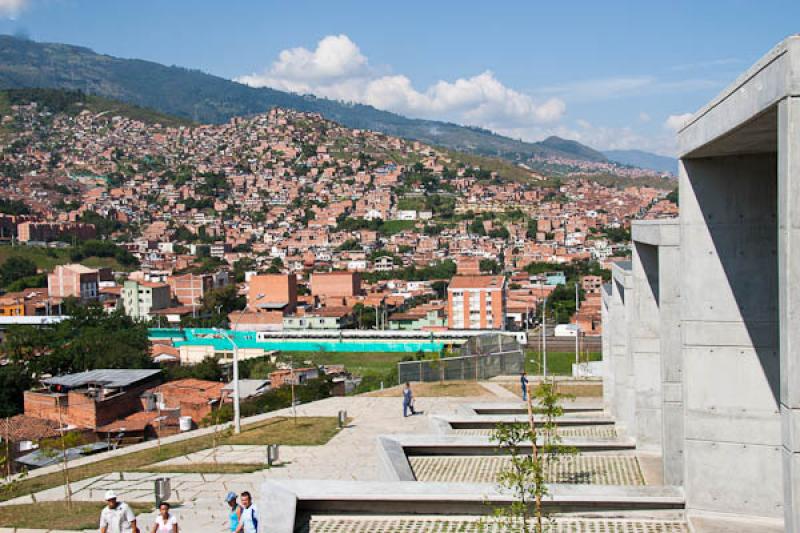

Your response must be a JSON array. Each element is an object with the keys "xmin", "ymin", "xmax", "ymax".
[{"xmin": 398, "ymin": 349, "xmax": 524, "ymax": 384}]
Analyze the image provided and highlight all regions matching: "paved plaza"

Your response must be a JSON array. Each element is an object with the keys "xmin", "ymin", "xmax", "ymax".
[
  {"xmin": 0, "ymin": 380, "xmax": 686, "ymax": 532},
  {"xmin": 302, "ymin": 516, "xmax": 689, "ymax": 533},
  {"xmin": 409, "ymin": 454, "xmax": 646, "ymax": 485},
  {"xmin": 454, "ymin": 425, "xmax": 618, "ymax": 438}
]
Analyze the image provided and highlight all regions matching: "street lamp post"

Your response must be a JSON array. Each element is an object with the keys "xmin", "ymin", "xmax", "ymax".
[
  {"xmin": 541, "ymin": 296, "xmax": 548, "ymax": 379},
  {"xmin": 219, "ymin": 295, "xmax": 262, "ymax": 435}
]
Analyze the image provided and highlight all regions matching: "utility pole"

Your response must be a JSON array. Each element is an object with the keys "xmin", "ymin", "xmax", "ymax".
[
  {"xmin": 575, "ymin": 283, "xmax": 580, "ymax": 368},
  {"xmin": 290, "ymin": 359, "xmax": 297, "ymax": 424},
  {"xmin": 218, "ymin": 295, "xmax": 262, "ymax": 435},
  {"xmin": 542, "ymin": 296, "xmax": 547, "ymax": 378}
]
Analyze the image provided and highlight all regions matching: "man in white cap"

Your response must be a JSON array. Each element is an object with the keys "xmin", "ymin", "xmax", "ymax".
[{"xmin": 99, "ymin": 489, "xmax": 139, "ymax": 533}]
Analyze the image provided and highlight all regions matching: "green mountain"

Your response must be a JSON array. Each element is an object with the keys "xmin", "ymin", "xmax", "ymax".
[
  {"xmin": 0, "ymin": 35, "xmax": 608, "ymax": 164},
  {"xmin": 0, "ymin": 88, "xmax": 193, "ymax": 128},
  {"xmin": 603, "ymin": 149, "xmax": 678, "ymax": 176}
]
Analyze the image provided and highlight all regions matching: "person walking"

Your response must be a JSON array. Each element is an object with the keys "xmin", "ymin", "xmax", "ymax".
[
  {"xmin": 235, "ymin": 491, "xmax": 259, "ymax": 533},
  {"xmin": 100, "ymin": 490, "xmax": 139, "ymax": 533},
  {"xmin": 403, "ymin": 382, "xmax": 416, "ymax": 417},
  {"xmin": 150, "ymin": 502, "xmax": 178, "ymax": 533},
  {"xmin": 225, "ymin": 491, "xmax": 242, "ymax": 533},
  {"xmin": 520, "ymin": 371, "xmax": 529, "ymax": 402}
]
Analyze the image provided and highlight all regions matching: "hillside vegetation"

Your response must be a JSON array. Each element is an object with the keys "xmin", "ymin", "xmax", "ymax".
[
  {"xmin": 0, "ymin": 88, "xmax": 193, "ymax": 127},
  {"xmin": 0, "ymin": 35, "xmax": 608, "ymax": 165}
]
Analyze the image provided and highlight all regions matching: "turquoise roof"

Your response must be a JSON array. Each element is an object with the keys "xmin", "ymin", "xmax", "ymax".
[{"xmin": 148, "ymin": 328, "xmax": 443, "ymax": 353}]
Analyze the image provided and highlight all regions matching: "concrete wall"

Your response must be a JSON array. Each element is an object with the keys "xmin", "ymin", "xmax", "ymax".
[
  {"xmin": 631, "ymin": 241, "xmax": 662, "ymax": 451},
  {"xmin": 680, "ymin": 154, "xmax": 782, "ymax": 519},
  {"xmin": 779, "ymin": 95, "xmax": 800, "ymax": 531},
  {"xmin": 601, "ymin": 284, "xmax": 613, "ymax": 412},
  {"xmin": 610, "ymin": 263, "xmax": 635, "ymax": 435},
  {"xmin": 658, "ymin": 238, "xmax": 683, "ymax": 486},
  {"xmin": 631, "ymin": 220, "xmax": 683, "ymax": 484}
]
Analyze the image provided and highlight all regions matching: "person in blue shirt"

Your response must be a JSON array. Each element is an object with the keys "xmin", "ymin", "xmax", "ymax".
[
  {"xmin": 225, "ymin": 492, "xmax": 242, "ymax": 533},
  {"xmin": 403, "ymin": 382, "xmax": 416, "ymax": 417},
  {"xmin": 520, "ymin": 371, "xmax": 529, "ymax": 402}
]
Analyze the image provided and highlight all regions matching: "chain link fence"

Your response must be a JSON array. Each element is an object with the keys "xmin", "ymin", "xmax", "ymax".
[{"xmin": 397, "ymin": 333, "xmax": 524, "ymax": 384}]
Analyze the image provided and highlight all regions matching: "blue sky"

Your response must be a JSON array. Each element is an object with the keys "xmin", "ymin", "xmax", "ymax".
[{"xmin": 1, "ymin": 0, "xmax": 799, "ymax": 155}]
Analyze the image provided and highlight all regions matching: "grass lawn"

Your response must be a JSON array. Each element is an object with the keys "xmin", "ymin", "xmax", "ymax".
[
  {"xmin": 380, "ymin": 220, "xmax": 418, "ymax": 235},
  {"xmin": 0, "ymin": 416, "xmax": 338, "ymax": 503},
  {"xmin": 525, "ymin": 351, "xmax": 602, "ymax": 376},
  {"xmin": 501, "ymin": 381, "xmax": 603, "ymax": 398},
  {"xmin": 282, "ymin": 351, "xmax": 405, "ymax": 378},
  {"xmin": 224, "ymin": 416, "xmax": 340, "ymax": 446},
  {"xmin": 141, "ymin": 463, "xmax": 267, "ymax": 474},
  {"xmin": 367, "ymin": 380, "xmax": 492, "ymax": 398},
  {"xmin": 0, "ymin": 244, "xmax": 130, "ymax": 272},
  {"xmin": 0, "ymin": 501, "xmax": 152, "ymax": 530}
]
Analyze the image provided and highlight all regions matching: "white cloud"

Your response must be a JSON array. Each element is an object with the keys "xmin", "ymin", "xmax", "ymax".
[
  {"xmin": 664, "ymin": 113, "xmax": 693, "ymax": 131},
  {"xmin": 0, "ymin": 0, "xmax": 28, "ymax": 18},
  {"xmin": 237, "ymin": 34, "xmax": 368, "ymax": 96},
  {"xmin": 639, "ymin": 112, "xmax": 651, "ymax": 122},
  {"xmin": 237, "ymin": 34, "xmax": 565, "ymax": 128}
]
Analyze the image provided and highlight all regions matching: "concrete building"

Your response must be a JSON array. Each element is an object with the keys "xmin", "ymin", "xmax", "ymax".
[
  {"xmin": 311, "ymin": 271, "xmax": 361, "ymax": 299},
  {"xmin": 269, "ymin": 367, "xmax": 319, "ymax": 388},
  {"xmin": 447, "ymin": 275, "xmax": 506, "ymax": 330},
  {"xmin": 248, "ymin": 273, "xmax": 297, "ymax": 312},
  {"xmin": 581, "ymin": 275, "xmax": 604, "ymax": 294},
  {"xmin": 47, "ymin": 264, "xmax": 99, "ymax": 301},
  {"xmin": 282, "ymin": 308, "xmax": 351, "ymax": 330},
  {"xmin": 167, "ymin": 273, "xmax": 214, "ymax": 307},
  {"xmin": 602, "ymin": 37, "xmax": 800, "ymax": 530},
  {"xmin": 121, "ymin": 280, "xmax": 172, "ymax": 319}
]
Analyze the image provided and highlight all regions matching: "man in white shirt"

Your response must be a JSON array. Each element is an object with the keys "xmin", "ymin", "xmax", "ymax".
[
  {"xmin": 235, "ymin": 491, "xmax": 259, "ymax": 533},
  {"xmin": 100, "ymin": 489, "xmax": 139, "ymax": 533}
]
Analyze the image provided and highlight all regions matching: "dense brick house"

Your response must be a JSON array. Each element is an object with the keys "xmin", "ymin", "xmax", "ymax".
[{"xmin": 23, "ymin": 369, "xmax": 163, "ymax": 430}]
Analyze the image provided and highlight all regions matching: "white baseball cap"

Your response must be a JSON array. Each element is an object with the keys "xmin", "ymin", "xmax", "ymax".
[{"xmin": 104, "ymin": 490, "xmax": 118, "ymax": 500}]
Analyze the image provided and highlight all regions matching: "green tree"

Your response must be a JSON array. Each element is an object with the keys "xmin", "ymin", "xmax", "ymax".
[
  {"xmin": 266, "ymin": 256, "xmax": 284, "ymax": 274},
  {"xmin": 0, "ymin": 198, "xmax": 30, "ymax": 215},
  {"xmin": 4, "ymin": 304, "xmax": 153, "ymax": 377},
  {"xmin": 165, "ymin": 355, "xmax": 223, "ymax": 382},
  {"xmin": 431, "ymin": 280, "xmax": 448, "ymax": 299},
  {"xmin": 0, "ymin": 365, "xmax": 31, "ymax": 417},
  {"xmin": 233, "ymin": 257, "xmax": 257, "ymax": 282},
  {"xmin": 353, "ymin": 303, "xmax": 377, "ymax": 330},
  {"xmin": 605, "ymin": 226, "xmax": 631, "ymax": 243},
  {"xmin": 3, "ymin": 273, "xmax": 47, "ymax": 292},
  {"xmin": 469, "ymin": 218, "xmax": 486, "ymax": 236},
  {"xmin": 0, "ymin": 256, "xmax": 37, "ymax": 288},
  {"xmin": 488, "ymin": 226, "xmax": 510, "ymax": 239},
  {"xmin": 480, "ymin": 258, "xmax": 502, "ymax": 275},
  {"xmin": 487, "ymin": 382, "xmax": 576, "ymax": 532},
  {"xmin": 666, "ymin": 188, "xmax": 678, "ymax": 205}
]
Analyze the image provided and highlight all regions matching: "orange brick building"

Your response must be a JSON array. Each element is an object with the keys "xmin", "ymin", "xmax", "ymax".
[
  {"xmin": 24, "ymin": 369, "xmax": 162, "ymax": 430},
  {"xmin": 150, "ymin": 378, "xmax": 228, "ymax": 426},
  {"xmin": 311, "ymin": 271, "xmax": 361, "ymax": 299},
  {"xmin": 248, "ymin": 273, "xmax": 297, "ymax": 312},
  {"xmin": 17, "ymin": 221, "xmax": 96, "ymax": 243},
  {"xmin": 447, "ymin": 275, "xmax": 507, "ymax": 330}
]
